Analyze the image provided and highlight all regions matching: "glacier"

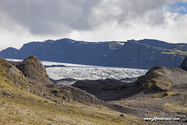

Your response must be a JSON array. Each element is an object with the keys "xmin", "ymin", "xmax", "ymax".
[
  {"xmin": 43, "ymin": 61, "xmax": 148, "ymax": 84},
  {"xmin": 46, "ymin": 66, "xmax": 147, "ymax": 81}
]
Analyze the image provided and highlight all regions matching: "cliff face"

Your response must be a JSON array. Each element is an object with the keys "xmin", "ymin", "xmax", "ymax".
[
  {"xmin": 180, "ymin": 56, "xmax": 187, "ymax": 71},
  {"xmin": 1, "ymin": 38, "xmax": 187, "ymax": 69},
  {"xmin": 116, "ymin": 40, "xmax": 185, "ymax": 69}
]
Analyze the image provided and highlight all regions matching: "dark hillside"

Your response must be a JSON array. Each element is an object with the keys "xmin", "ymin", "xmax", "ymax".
[
  {"xmin": 1, "ymin": 38, "xmax": 187, "ymax": 69},
  {"xmin": 0, "ymin": 47, "xmax": 18, "ymax": 58},
  {"xmin": 115, "ymin": 40, "xmax": 185, "ymax": 68},
  {"xmin": 138, "ymin": 39, "xmax": 177, "ymax": 49}
]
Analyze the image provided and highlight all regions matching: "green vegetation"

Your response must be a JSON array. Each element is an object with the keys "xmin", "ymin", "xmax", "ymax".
[
  {"xmin": 109, "ymin": 42, "xmax": 121, "ymax": 50},
  {"xmin": 161, "ymin": 48, "xmax": 187, "ymax": 55},
  {"xmin": 176, "ymin": 44, "xmax": 187, "ymax": 51},
  {"xmin": 154, "ymin": 47, "xmax": 168, "ymax": 52},
  {"xmin": 152, "ymin": 46, "xmax": 187, "ymax": 56},
  {"xmin": 0, "ymin": 94, "xmax": 138, "ymax": 125}
]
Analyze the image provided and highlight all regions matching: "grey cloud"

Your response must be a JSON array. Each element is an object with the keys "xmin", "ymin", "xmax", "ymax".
[
  {"xmin": 97, "ymin": 0, "xmax": 176, "ymax": 26},
  {"xmin": 0, "ymin": 0, "xmax": 101, "ymax": 35},
  {"xmin": 0, "ymin": 0, "xmax": 183, "ymax": 36}
]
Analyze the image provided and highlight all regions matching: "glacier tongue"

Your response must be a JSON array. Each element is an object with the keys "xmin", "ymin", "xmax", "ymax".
[{"xmin": 46, "ymin": 66, "xmax": 147, "ymax": 82}]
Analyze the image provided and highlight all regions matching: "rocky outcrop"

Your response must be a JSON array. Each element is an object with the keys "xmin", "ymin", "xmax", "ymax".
[
  {"xmin": 14, "ymin": 56, "xmax": 47, "ymax": 77},
  {"xmin": 12, "ymin": 56, "xmax": 53, "ymax": 85}
]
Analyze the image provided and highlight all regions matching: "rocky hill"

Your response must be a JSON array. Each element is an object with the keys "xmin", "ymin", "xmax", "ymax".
[
  {"xmin": 1, "ymin": 38, "xmax": 187, "ymax": 69},
  {"xmin": 12, "ymin": 56, "xmax": 52, "ymax": 85},
  {"xmin": 9, "ymin": 56, "xmax": 104, "ymax": 105}
]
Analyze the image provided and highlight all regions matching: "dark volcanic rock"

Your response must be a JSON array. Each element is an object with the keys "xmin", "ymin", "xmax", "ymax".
[
  {"xmin": 3, "ymin": 91, "xmax": 12, "ymax": 97},
  {"xmin": 44, "ymin": 64, "xmax": 65, "ymax": 68},
  {"xmin": 180, "ymin": 56, "xmax": 187, "ymax": 71},
  {"xmin": 72, "ymin": 79, "xmax": 133, "ymax": 101},
  {"xmin": 50, "ymin": 85, "xmax": 103, "ymax": 105},
  {"xmin": 73, "ymin": 79, "xmax": 130, "ymax": 90}
]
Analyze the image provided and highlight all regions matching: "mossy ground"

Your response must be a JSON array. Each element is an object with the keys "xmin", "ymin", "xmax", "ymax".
[{"xmin": 0, "ymin": 90, "xmax": 152, "ymax": 125}]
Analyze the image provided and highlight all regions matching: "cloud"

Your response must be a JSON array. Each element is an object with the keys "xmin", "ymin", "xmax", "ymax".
[
  {"xmin": 0, "ymin": 0, "xmax": 101, "ymax": 35},
  {"xmin": 96, "ymin": 0, "xmax": 187, "ymax": 26},
  {"xmin": 0, "ymin": 0, "xmax": 182, "ymax": 34}
]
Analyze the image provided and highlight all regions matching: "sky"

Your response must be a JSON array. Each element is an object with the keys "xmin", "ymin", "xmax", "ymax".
[{"xmin": 0, "ymin": 0, "xmax": 187, "ymax": 49}]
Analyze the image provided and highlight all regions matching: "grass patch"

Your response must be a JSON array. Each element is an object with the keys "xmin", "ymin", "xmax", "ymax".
[
  {"xmin": 0, "ymin": 94, "xmax": 150, "ymax": 125},
  {"xmin": 162, "ymin": 49, "xmax": 187, "ymax": 56},
  {"xmin": 164, "ymin": 102, "xmax": 187, "ymax": 114}
]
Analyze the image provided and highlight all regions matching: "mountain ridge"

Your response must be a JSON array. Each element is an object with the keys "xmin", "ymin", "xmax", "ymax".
[{"xmin": 1, "ymin": 38, "xmax": 187, "ymax": 69}]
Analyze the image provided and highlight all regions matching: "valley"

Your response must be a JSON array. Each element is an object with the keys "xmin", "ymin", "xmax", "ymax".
[{"xmin": 2, "ymin": 52, "xmax": 187, "ymax": 124}]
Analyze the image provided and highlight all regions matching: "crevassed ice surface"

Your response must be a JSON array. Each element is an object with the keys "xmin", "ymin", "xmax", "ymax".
[{"xmin": 46, "ymin": 67, "xmax": 147, "ymax": 81}]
